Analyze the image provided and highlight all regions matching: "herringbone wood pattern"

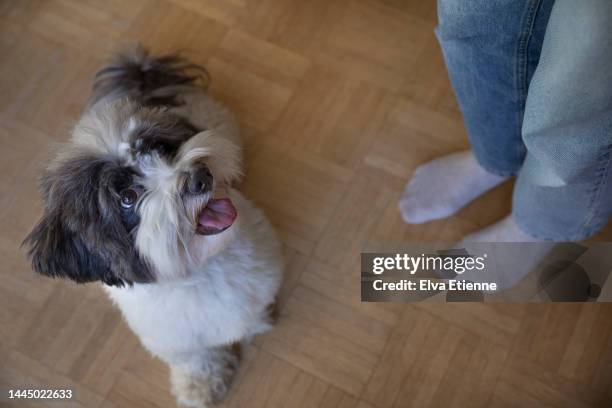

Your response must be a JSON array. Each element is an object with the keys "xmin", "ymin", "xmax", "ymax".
[{"xmin": 1, "ymin": 1, "xmax": 612, "ymax": 407}]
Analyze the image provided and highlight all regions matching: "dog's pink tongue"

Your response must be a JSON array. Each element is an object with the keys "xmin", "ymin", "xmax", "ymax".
[{"xmin": 198, "ymin": 198, "xmax": 237, "ymax": 231}]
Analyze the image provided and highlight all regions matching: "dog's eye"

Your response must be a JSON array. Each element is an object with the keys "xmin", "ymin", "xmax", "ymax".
[{"xmin": 120, "ymin": 188, "xmax": 139, "ymax": 209}]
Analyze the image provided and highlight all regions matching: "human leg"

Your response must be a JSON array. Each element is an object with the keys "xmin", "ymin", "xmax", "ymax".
[{"xmin": 401, "ymin": 0, "xmax": 555, "ymax": 224}]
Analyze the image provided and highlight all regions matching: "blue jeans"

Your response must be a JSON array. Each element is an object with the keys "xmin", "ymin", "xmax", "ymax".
[{"xmin": 437, "ymin": 0, "xmax": 612, "ymax": 240}]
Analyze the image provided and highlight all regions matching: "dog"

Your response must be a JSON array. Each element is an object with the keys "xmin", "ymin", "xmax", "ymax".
[{"xmin": 23, "ymin": 47, "xmax": 283, "ymax": 407}]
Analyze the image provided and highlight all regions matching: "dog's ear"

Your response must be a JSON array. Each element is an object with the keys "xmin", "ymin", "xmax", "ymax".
[
  {"xmin": 22, "ymin": 152, "xmax": 152, "ymax": 287},
  {"xmin": 23, "ymin": 209, "xmax": 126, "ymax": 286}
]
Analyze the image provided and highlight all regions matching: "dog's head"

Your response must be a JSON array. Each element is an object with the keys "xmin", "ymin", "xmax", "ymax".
[{"xmin": 23, "ymin": 99, "xmax": 242, "ymax": 286}]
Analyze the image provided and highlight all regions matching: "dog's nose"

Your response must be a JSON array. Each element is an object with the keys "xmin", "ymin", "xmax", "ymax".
[{"xmin": 187, "ymin": 165, "xmax": 213, "ymax": 195}]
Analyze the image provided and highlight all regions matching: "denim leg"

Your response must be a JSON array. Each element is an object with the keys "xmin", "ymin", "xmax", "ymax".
[
  {"xmin": 436, "ymin": 0, "xmax": 554, "ymax": 176},
  {"xmin": 514, "ymin": 0, "xmax": 612, "ymax": 240}
]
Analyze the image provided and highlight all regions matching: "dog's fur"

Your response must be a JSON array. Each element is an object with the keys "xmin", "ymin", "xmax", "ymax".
[{"xmin": 23, "ymin": 47, "xmax": 283, "ymax": 407}]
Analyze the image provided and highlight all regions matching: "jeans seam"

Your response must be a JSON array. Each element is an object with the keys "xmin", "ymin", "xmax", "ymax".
[{"xmin": 515, "ymin": 0, "xmax": 543, "ymax": 164}]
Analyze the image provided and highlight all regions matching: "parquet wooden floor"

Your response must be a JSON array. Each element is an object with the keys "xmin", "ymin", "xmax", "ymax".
[{"xmin": 1, "ymin": 1, "xmax": 611, "ymax": 407}]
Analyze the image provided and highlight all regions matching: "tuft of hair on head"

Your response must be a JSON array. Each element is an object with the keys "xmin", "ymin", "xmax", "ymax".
[{"xmin": 90, "ymin": 45, "xmax": 210, "ymax": 108}]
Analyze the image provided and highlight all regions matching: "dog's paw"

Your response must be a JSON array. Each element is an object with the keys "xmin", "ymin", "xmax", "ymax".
[
  {"xmin": 170, "ymin": 367, "xmax": 214, "ymax": 408},
  {"xmin": 208, "ymin": 344, "xmax": 240, "ymax": 403},
  {"xmin": 170, "ymin": 345, "xmax": 240, "ymax": 407}
]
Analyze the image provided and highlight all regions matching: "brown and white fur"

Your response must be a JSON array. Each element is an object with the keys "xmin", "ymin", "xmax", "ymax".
[{"xmin": 23, "ymin": 47, "xmax": 283, "ymax": 407}]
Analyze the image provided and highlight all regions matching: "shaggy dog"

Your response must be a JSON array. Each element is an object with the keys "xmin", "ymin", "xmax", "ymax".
[{"xmin": 23, "ymin": 47, "xmax": 283, "ymax": 407}]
